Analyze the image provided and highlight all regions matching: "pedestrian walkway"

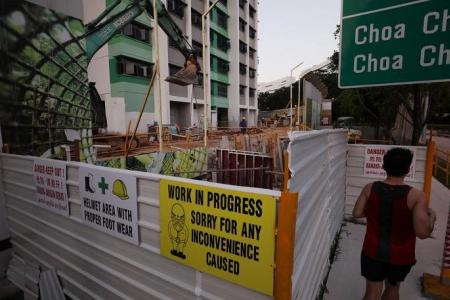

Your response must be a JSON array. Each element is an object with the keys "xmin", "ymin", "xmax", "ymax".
[{"xmin": 324, "ymin": 178, "xmax": 450, "ymax": 299}]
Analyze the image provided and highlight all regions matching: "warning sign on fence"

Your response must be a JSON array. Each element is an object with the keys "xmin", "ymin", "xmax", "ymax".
[
  {"xmin": 79, "ymin": 166, "xmax": 138, "ymax": 244},
  {"xmin": 364, "ymin": 145, "xmax": 416, "ymax": 179},
  {"xmin": 33, "ymin": 158, "xmax": 68, "ymax": 216},
  {"xmin": 160, "ymin": 179, "xmax": 277, "ymax": 296}
]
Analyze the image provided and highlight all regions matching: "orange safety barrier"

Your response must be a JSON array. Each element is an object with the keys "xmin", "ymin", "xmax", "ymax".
[{"xmin": 274, "ymin": 191, "xmax": 298, "ymax": 300}]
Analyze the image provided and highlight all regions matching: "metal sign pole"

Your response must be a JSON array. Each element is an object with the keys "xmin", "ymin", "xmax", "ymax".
[
  {"xmin": 297, "ymin": 76, "xmax": 301, "ymax": 128},
  {"xmin": 289, "ymin": 62, "xmax": 303, "ymax": 131}
]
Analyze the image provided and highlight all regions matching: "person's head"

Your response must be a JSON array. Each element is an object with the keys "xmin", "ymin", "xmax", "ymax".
[
  {"xmin": 171, "ymin": 204, "xmax": 185, "ymax": 231},
  {"xmin": 383, "ymin": 147, "xmax": 414, "ymax": 177},
  {"xmin": 242, "ymin": 116, "xmax": 246, "ymax": 120}
]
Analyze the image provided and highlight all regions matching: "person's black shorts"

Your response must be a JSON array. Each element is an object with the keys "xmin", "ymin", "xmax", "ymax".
[{"xmin": 361, "ymin": 252, "xmax": 413, "ymax": 285}]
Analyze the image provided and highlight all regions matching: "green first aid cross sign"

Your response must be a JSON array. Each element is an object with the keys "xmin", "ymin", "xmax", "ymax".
[{"xmin": 339, "ymin": 0, "xmax": 450, "ymax": 88}]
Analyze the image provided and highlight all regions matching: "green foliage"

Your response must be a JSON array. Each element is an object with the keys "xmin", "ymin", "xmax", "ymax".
[
  {"xmin": 429, "ymin": 83, "xmax": 450, "ymax": 121},
  {"xmin": 258, "ymin": 84, "xmax": 300, "ymax": 111}
]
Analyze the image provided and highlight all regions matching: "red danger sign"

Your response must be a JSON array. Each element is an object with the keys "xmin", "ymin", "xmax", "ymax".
[{"xmin": 363, "ymin": 145, "xmax": 416, "ymax": 179}]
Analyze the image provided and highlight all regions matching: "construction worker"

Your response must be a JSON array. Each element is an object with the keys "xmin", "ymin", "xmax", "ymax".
[
  {"xmin": 240, "ymin": 116, "xmax": 247, "ymax": 134},
  {"xmin": 352, "ymin": 148, "xmax": 436, "ymax": 300}
]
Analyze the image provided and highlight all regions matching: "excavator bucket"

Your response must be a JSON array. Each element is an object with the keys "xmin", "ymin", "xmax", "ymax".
[{"xmin": 165, "ymin": 62, "xmax": 199, "ymax": 86}]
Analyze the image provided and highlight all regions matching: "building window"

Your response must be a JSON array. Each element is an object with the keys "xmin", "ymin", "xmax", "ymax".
[
  {"xmin": 192, "ymin": 9, "xmax": 202, "ymax": 28},
  {"xmin": 239, "ymin": 85, "xmax": 246, "ymax": 95},
  {"xmin": 249, "ymin": 88, "xmax": 255, "ymax": 97},
  {"xmin": 167, "ymin": 0, "xmax": 186, "ymax": 18},
  {"xmin": 249, "ymin": 67, "xmax": 256, "ymax": 78},
  {"xmin": 120, "ymin": 22, "xmax": 150, "ymax": 43},
  {"xmin": 168, "ymin": 37, "xmax": 177, "ymax": 48},
  {"xmin": 239, "ymin": 0, "xmax": 247, "ymax": 9},
  {"xmin": 118, "ymin": 56, "xmax": 153, "ymax": 78},
  {"xmin": 216, "ymin": 10, "xmax": 228, "ymax": 29},
  {"xmin": 249, "ymin": 5, "xmax": 256, "ymax": 18},
  {"xmin": 219, "ymin": 0, "xmax": 227, "ymax": 6},
  {"xmin": 249, "ymin": 47, "xmax": 256, "ymax": 59},
  {"xmin": 217, "ymin": 82, "xmax": 228, "ymax": 97},
  {"xmin": 195, "ymin": 73, "xmax": 203, "ymax": 86},
  {"xmin": 239, "ymin": 18, "xmax": 246, "ymax": 32},
  {"xmin": 239, "ymin": 63, "xmax": 247, "ymax": 75},
  {"xmin": 239, "ymin": 41, "xmax": 247, "ymax": 54},
  {"xmin": 212, "ymin": 31, "xmax": 230, "ymax": 52},
  {"xmin": 192, "ymin": 40, "xmax": 203, "ymax": 57},
  {"xmin": 249, "ymin": 26, "xmax": 256, "ymax": 39},
  {"xmin": 216, "ymin": 57, "xmax": 230, "ymax": 74}
]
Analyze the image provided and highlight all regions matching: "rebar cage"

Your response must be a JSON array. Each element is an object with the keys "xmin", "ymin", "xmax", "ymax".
[{"xmin": 0, "ymin": 1, "xmax": 92, "ymax": 157}]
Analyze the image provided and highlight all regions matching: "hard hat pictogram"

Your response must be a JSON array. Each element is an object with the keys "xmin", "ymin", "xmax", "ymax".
[{"xmin": 112, "ymin": 179, "xmax": 129, "ymax": 200}]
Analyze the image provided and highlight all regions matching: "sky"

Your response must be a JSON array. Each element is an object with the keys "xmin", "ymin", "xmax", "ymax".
[{"xmin": 258, "ymin": 0, "xmax": 341, "ymax": 83}]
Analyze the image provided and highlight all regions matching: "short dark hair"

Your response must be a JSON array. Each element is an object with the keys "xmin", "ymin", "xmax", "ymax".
[{"xmin": 383, "ymin": 148, "xmax": 413, "ymax": 177}]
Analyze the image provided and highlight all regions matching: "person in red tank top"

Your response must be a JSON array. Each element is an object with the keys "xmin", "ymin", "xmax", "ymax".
[{"xmin": 353, "ymin": 148, "xmax": 436, "ymax": 300}]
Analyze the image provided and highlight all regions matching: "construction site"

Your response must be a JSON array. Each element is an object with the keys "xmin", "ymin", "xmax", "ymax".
[{"xmin": 0, "ymin": 0, "xmax": 331, "ymax": 192}]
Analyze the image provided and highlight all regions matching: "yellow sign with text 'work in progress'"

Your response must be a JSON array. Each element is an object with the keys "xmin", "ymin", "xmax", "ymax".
[{"xmin": 159, "ymin": 179, "xmax": 277, "ymax": 296}]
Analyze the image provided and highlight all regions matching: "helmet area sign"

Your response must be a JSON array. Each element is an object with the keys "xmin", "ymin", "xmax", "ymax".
[
  {"xmin": 78, "ymin": 166, "xmax": 138, "ymax": 245},
  {"xmin": 339, "ymin": 0, "xmax": 450, "ymax": 88}
]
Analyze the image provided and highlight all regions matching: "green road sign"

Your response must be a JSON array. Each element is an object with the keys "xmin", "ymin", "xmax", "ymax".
[{"xmin": 339, "ymin": 0, "xmax": 450, "ymax": 88}]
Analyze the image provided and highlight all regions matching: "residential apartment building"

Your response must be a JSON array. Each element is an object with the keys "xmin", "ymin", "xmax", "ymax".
[{"xmin": 86, "ymin": 0, "xmax": 259, "ymax": 133}]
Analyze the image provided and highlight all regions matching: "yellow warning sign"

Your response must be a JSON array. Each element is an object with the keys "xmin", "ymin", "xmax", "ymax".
[{"xmin": 160, "ymin": 179, "xmax": 277, "ymax": 296}]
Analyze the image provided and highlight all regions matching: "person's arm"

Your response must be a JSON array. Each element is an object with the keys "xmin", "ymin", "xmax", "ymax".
[
  {"xmin": 411, "ymin": 189, "xmax": 436, "ymax": 239},
  {"xmin": 353, "ymin": 183, "xmax": 372, "ymax": 218}
]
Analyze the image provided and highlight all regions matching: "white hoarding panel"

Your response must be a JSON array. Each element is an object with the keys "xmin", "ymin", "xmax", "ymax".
[
  {"xmin": 2, "ymin": 153, "xmax": 279, "ymax": 299},
  {"xmin": 79, "ymin": 166, "xmax": 138, "ymax": 244},
  {"xmin": 363, "ymin": 145, "xmax": 416, "ymax": 179},
  {"xmin": 287, "ymin": 129, "xmax": 348, "ymax": 300},
  {"xmin": 33, "ymin": 158, "xmax": 68, "ymax": 216}
]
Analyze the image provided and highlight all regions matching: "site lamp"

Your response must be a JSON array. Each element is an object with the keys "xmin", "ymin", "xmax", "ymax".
[{"xmin": 290, "ymin": 61, "xmax": 303, "ymax": 130}]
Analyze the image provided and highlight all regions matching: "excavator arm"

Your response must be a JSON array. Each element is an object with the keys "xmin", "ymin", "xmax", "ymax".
[{"xmin": 84, "ymin": 0, "xmax": 199, "ymax": 85}]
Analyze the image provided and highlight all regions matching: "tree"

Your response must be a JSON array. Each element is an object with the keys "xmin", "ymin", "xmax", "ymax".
[{"xmin": 258, "ymin": 84, "xmax": 300, "ymax": 111}]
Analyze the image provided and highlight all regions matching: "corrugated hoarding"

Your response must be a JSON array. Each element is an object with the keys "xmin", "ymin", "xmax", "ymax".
[
  {"xmin": 287, "ymin": 129, "xmax": 348, "ymax": 300},
  {"xmin": 0, "ymin": 153, "xmax": 279, "ymax": 299}
]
